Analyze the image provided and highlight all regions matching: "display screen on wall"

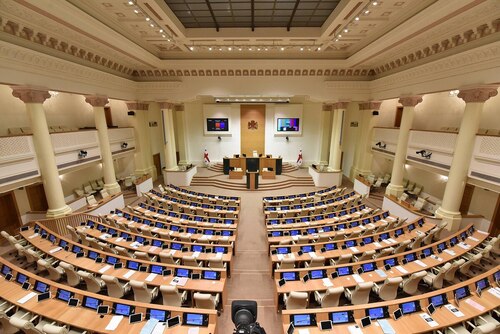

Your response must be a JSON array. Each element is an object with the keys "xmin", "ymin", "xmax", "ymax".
[
  {"xmin": 206, "ymin": 118, "xmax": 229, "ymax": 132},
  {"xmin": 277, "ymin": 118, "xmax": 300, "ymax": 132}
]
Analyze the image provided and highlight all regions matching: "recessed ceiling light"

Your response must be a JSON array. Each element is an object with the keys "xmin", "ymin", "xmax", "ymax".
[
  {"xmin": 167, "ymin": 39, "xmax": 171, "ymax": 42},
  {"xmin": 338, "ymin": 34, "xmax": 342, "ymax": 38},
  {"xmin": 335, "ymin": 39, "xmax": 338, "ymax": 42},
  {"xmin": 280, "ymin": 47, "xmax": 284, "ymax": 51},
  {"xmin": 264, "ymin": 48, "xmax": 268, "ymax": 51},
  {"xmin": 372, "ymin": 1, "xmax": 378, "ymax": 5},
  {"xmin": 365, "ymin": 10, "xmax": 370, "ymax": 14},
  {"xmin": 300, "ymin": 47, "xmax": 304, "ymax": 51},
  {"xmin": 159, "ymin": 29, "xmax": 163, "ymax": 33},
  {"xmin": 189, "ymin": 46, "xmax": 194, "ymax": 51},
  {"xmin": 355, "ymin": 16, "xmax": 360, "ymax": 21},
  {"xmin": 249, "ymin": 47, "xmax": 252, "ymax": 51},
  {"xmin": 219, "ymin": 48, "xmax": 222, "ymax": 51},
  {"xmin": 162, "ymin": 34, "xmax": 166, "ymax": 38},
  {"xmin": 208, "ymin": 47, "xmax": 212, "ymax": 51},
  {"xmin": 344, "ymin": 29, "xmax": 348, "ymax": 33},
  {"xmin": 128, "ymin": 1, "xmax": 134, "ymax": 5},
  {"xmin": 228, "ymin": 47, "xmax": 232, "ymax": 51},
  {"xmin": 239, "ymin": 48, "xmax": 242, "ymax": 51},
  {"xmin": 317, "ymin": 47, "xmax": 321, "ymax": 50},
  {"xmin": 145, "ymin": 17, "xmax": 150, "ymax": 21},
  {"xmin": 150, "ymin": 24, "xmax": 154, "ymax": 27},
  {"xmin": 134, "ymin": 9, "xmax": 139, "ymax": 13}
]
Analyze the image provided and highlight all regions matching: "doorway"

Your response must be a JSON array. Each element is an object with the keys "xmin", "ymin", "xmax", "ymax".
[
  {"xmin": 104, "ymin": 107, "xmax": 113, "ymax": 128},
  {"xmin": 25, "ymin": 183, "xmax": 49, "ymax": 212},
  {"xmin": 394, "ymin": 106, "xmax": 403, "ymax": 128},
  {"xmin": 0, "ymin": 192, "xmax": 22, "ymax": 244},
  {"xmin": 153, "ymin": 153, "xmax": 162, "ymax": 179}
]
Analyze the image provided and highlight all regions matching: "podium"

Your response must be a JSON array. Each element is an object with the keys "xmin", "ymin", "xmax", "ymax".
[
  {"xmin": 223, "ymin": 156, "xmax": 282, "ymax": 175},
  {"xmin": 246, "ymin": 171, "xmax": 259, "ymax": 190}
]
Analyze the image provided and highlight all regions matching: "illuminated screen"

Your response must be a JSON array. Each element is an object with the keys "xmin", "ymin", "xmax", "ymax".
[
  {"xmin": 277, "ymin": 118, "xmax": 300, "ymax": 132},
  {"xmin": 207, "ymin": 118, "xmax": 229, "ymax": 132}
]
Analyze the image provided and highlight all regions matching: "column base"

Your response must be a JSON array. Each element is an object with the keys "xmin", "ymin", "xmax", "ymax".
[
  {"xmin": 104, "ymin": 182, "xmax": 121, "ymax": 195},
  {"xmin": 435, "ymin": 207, "xmax": 462, "ymax": 232},
  {"xmin": 135, "ymin": 166, "xmax": 157, "ymax": 181},
  {"xmin": 351, "ymin": 167, "xmax": 372, "ymax": 179},
  {"xmin": 46, "ymin": 205, "xmax": 72, "ymax": 218},
  {"xmin": 385, "ymin": 183, "xmax": 404, "ymax": 197}
]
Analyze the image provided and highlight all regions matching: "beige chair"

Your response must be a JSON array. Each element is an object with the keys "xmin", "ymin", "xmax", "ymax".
[
  {"xmin": 459, "ymin": 253, "xmax": 482, "ymax": 278},
  {"xmin": 305, "ymin": 256, "xmax": 325, "ymax": 268},
  {"xmin": 0, "ymin": 301, "xmax": 20, "ymax": 334},
  {"xmin": 444, "ymin": 259, "xmax": 466, "ymax": 283},
  {"xmin": 86, "ymin": 237, "xmax": 101, "ymax": 250},
  {"xmin": 353, "ymin": 250, "xmax": 376, "ymax": 262},
  {"xmin": 59, "ymin": 262, "xmax": 82, "ymax": 287},
  {"xmin": 409, "ymin": 234, "xmax": 425, "ymax": 250},
  {"xmin": 66, "ymin": 225, "xmax": 80, "ymax": 243},
  {"xmin": 208, "ymin": 258, "xmax": 226, "ymax": 270},
  {"xmin": 86, "ymin": 195, "xmax": 98, "ymax": 206},
  {"xmin": 182, "ymin": 256, "xmax": 202, "ymax": 267},
  {"xmin": 42, "ymin": 324, "xmax": 68, "ymax": 334},
  {"xmin": 77, "ymin": 271, "xmax": 105, "ymax": 293},
  {"xmin": 296, "ymin": 236, "xmax": 309, "ymax": 244},
  {"xmin": 372, "ymin": 277, "xmax": 403, "ymax": 301},
  {"xmin": 445, "ymin": 322, "xmax": 497, "ymax": 334},
  {"xmin": 193, "ymin": 292, "xmax": 220, "ymax": 309},
  {"xmin": 424, "ymin": 262, "xmax": 451, "ymax": 289},
  {"xmin": 134, "ymin": 251, "xmax": 156, "ymax": 262},
  {"xmin": 314, "ymin": 287, "xmax": 344, "ymax": 307},
  {"xmin": 331, "ymin": 231, "xmax": 345, "ymax": 241},
  {"xmin": 130, "ymin": 280, "xmax": 159, "ymax": 303},
  {"xmin": 37, "ymin": 259, "xmax": 64, "ymax": 282},
  {"xmin": 276, "ymin": 258, "xmax": 295, "ymax": 270},
  {"xmin": 401, "ymin": 270, "xmax": 427, "ymax": 295},
  {"xmin": 330, "ymin": 253, "xmax": 352, "ymax": 266},
  {"xmin": 101, "ymin": 275, "xmax": 131, "ymax": 298},
  {"xmin": 114, "ymin": 246, "xmax": 133, "ymax": 258},
  {"xmin": 100, "ymin": 189, "xmax": 110, "ymax": 199},
  {"xmin": 345, "ymin": 282, "xmax": 374, "ymax": 305},
  {"xmin": 9, "ymin": 315, "xmax": 52, "ymax": 334},
  {"xmin": 160, "ymin": 285, "xmax": 188, "ymax": 307},
  {"xmin": 98, "ymin": 242, "xmax": 117, "ymax": 255},
  {"xmin": 283, "ymin": 291, "xmax": 309, "ymax": 309},
  {"xmin": 159, "ymin": 252, "xmax": 180, "ymax": 265},
  {"xmin": 393, "ymin": 240, "xmax": 410, "ymax": 254}
]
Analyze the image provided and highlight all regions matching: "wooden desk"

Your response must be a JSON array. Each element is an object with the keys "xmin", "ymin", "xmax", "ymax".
[
  {"xmin": 149, "ymin": 191, "xmax": 240, "ymax": 211},
  {"xmin": 246, "ymin": 171, "xmax": 259, "ymax": 190},
  {"xmin": 281, "ymin": 267, "xmax": 500, "ymax": 334},
  {"xmin": 229, "ymin": 170, "xmax": 244, "ymax": 179},
  {"xmin": 0, "ymin": 257, "xmax": 217, "ymax": 333},
  {"xmin": 223, "ymin": 156, "xmax": 283, "ymax": 175},
  {"xmin": 162, "ymin": 186, "xmax": 240, "ymax": 205},
  {"xmin": 262, "ymin": 185, "xmax": 340, "ymax": 205}
]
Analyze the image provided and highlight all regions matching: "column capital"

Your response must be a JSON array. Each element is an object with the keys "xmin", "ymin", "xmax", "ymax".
[
  {"xmin": 332, "ymin": 101, "xmax": 349, "ymax": 110},
  {"xmin": 158, "ymin": 102, "xmax": 176, "ymax": 110},
  {"xmin": 126, "ymin": 101, "xmax": 149, "ymax": 110},
  {"xmin": 358, "ymin": 101, "xmax": 382, "ymax": 110},
  {"xmin": 85, "ymin": 95, "xmax": 109, "ymax": 107},
  {"xmin": 174, "ymin": 104, "xmax": 184, "ymax": 111},
  {"xmin": 11, "ymin": 86, "xmax": 51, "ymax": 103},
  {"xmin": 457, "ymin": 86, "xmax": 498, "ymax": 103},
  {"xmin": 398, "ymin": 95, "xmax": 422, "ymax": 107},
  {"xmin": 322, "ymin": 104, "xmax": 333, "ymax": 111}
]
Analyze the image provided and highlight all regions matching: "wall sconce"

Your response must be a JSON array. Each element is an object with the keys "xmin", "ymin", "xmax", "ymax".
[
  {"xmin": 217, "ymin": 136, "xmax": 221, "ymax": 141},
  {"xmin": 375, "ymin": 141, "xmax": 386, "ymax": 149},
  {"xmin": 416, "ymin": 150, "xmax": 432, "ymax": 159},
  {"xmin": 78, "ymin": 150, "xmax": 88, "ymax": 159},
  {"xmin": 286, "ymin": 136, "xmax": 289, "ymax": 142},
  {"xmin": 121, "ymin": 142, "xmax": 128, "ymax": 149}
]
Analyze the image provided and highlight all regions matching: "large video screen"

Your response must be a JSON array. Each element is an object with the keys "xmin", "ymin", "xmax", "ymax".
[
  {"xmin": 206, "ymin": 118, "xmax": 229, "ymax": 132},
  {"xmin": 277, "ymin": 118, "xmax": 300, "ymax": 132}
]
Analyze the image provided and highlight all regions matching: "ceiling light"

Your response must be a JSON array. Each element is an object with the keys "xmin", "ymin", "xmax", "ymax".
[
  {"xmin": 344, "ymin": 29, "xmax": 348, "ymax": 33},
  {"xmin": 219, "ymin": 48, "xmax": 222, "ymax": 51},
  {"xmin": 264, "ymin": 48, "xmax": 268, "ymax": 51},
  {"xmin": 162, "ymin": 34, "xmax": 166, "ymax": 38},
  {"xmin": 335, "ymin": 39, "xmax": 338, "ymax": 42},
  {"xmin": 167, "ymin": 39, "xmax": 171, "ymax": 42},
  {"xmin": 228, "ymin": 47, "xmax": 232, "ymax": 51},
  {"xmin": 128, "ymin": 1, "xmax": 134, "ymax": 4},
  {"xmin": 257, "ymin": 48, "xmax": 261, "ymax": 51},
  {"xmin": 338, "ymin": 34, "xmax": 342, "ymax": 38},
  {"xmin": 355, "ymin": 16, "xmax": 360, "ymax": 21},
  {"xmin": 239, "ymin": 48, "xmax": 242, "ymax": 51},
  {"xmin": 145, "ymin": 17, "xmax": 150, "ymax": 21},
  {"xmin": 159, "ymin": 29, "xmax": 163, "ymax": 33},
  {"xmin": 364, "ymin": 10, "xmax": 370, "ymax": 14},
  {"xmin": 249, "ymin": 47, "xmax": 252, "ymax": 51},
  {"xmin": 134, "ymin": 9, "xmax": 139, "ymax": 13},
  {"xmin": 300, "ymin": 47, "xmax": 303, "ymax": 51},
  {"xmin": 189, "ymin": 46, "xmax": 194, "ymax": 51},
  {"xmin": 208, "ymin": 47, "xmax": 212, "ymax": 51},
  {"xmin": 372, "ymin": 1, "xmax": 378, "ymax": 5},
  {"xmin": 280, "ymin": 47, "xmax": 284, "ymax": 51},
  {"xmin": 317, "ymin": 47, "xmax": 321, "ymax": 50},
  {"xmin": 150, "ymin": 24, "xmax": 154, "ymax": 27}
]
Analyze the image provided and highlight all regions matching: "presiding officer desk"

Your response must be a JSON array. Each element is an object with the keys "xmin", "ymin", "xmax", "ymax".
[
  {"xmin": 0, "ymin": 257, "xmax": 217, "ymax": 333},
  {"xmin": 281, "ymin": 267, "xmax": 500, "ymax": 334},
  {"xmin": 273, "ymin": 225, "xmax": 487, "ymax": 311},
  {"xmin": 19, "ymin": 225, "xmax": 228, "ymax": 310}
]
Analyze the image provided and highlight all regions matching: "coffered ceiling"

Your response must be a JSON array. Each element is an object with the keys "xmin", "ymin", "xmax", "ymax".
[{"xmin": 0, "ymin": 0, "xmax": 498, "ymax": 80}]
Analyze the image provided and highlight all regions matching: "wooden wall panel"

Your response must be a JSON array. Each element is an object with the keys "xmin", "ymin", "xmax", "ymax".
[{"xmin": 240, "ymin": 105, "xmax": 265, "ymax": 156}]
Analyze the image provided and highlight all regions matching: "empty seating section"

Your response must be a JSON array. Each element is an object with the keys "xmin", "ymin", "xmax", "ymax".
[
  {"xmin": 261, "ymin": 187, "xmax": 500, "ymax": 333},
  {"xmin": 0, "ymin": 185, "xmax": 240, "ymax": 333}
]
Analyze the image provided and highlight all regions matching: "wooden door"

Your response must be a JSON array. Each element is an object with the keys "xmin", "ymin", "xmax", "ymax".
[
  {"xmin": 490, "ymin": 193, "xmax": 500, "ymax": 236},
  {"xmin": 153, "ymin": 153, "xmax": 161, "ymax": 178},
  {"xmin": 459, "ymin": 183, "xmax": 475, "ymax": 215},
  {"xmin": 394, "ymin": 106, "xmax": 403, "ymax": 128},
  {"xmin": 104, "ymin": 107, "xmax": 113, "ymax": 128},
  {"xmin": 26, "ymin": 183, "xmax": 49, "ymax": 212},
  {"xmin": 240, "ymin": 105, "xmax": 265, "ymax": 156},
  {"xmin": 0, "ymin": 192, "xmax": 22, "ymax": 243}
]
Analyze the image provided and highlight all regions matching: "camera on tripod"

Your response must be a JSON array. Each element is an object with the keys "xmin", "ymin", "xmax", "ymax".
[{"xmin": 232, "ymin": 300, "xmax": 266, "ymax": 334}]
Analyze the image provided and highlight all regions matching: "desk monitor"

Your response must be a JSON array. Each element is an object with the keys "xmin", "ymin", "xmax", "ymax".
[
  {"xmin": 16, "ymin": 273, "xmax": 28, "ymax": 284},
  {"xmin": 277, "ymin": 247, "xmax": 290, "ymax": 255},
  {"xmin": 129, "ymin": 313, "xmax": 142, "ymax": 324},
  {"xmin": 171, "ymin": 242, "xmax": 182, "ymax": 250},
  {"xmin": 290, "ymin": 230, "xmax": 300, "ymax": 236},
  {"xmin": 383, "ymin": 258, "xmax": 398, "ymax": 268},
  {"xmin": 437, "ymin": 242, "xmax": 447, "ymax": 251},
  {"xmin": 37, "ymin": 291, "xmax": 50, "ymax": 302},
  {"xmin": 290, "ymin": 314, "xmax": 316, "ymax": 327},
  {"xmin": 309, "ymin": 269, "xmax": 326, "ymax": 280},
  {"xmin": 203, "ymin": 270, "xmax": 220, "ymax": 280},
  {"xmin": 454, "ymin": 286, "xmax": 470, "ymax": 301},
  {"xmin": 428, "ymin": 293, "xmax": 448, "ymax": 308},
  {"xmin": 494, "ymin": 270, "xmax": 500, "ymax": 284},
  {"xmin": 126, "ymin": 260, "xmax": 140, "ymax": 271},
  {"xmin": 337, "ymin": 266, "xmax": 353, "ymax": 277},
  {"xmin": 322, "ymin": 226, "xmax": 332, "ymax": 232},
  {"xmin": 337, "ymin": 224, "xmax": 346, "ymax": 230},
  {"xmin": 450, "ymin": 236, "xmax": 459, "ymax": 246},
  {"xmin": 366, "ymin": 306, "xmax": 389, "ymax": 320},
  {"xmin": 404, "ymin": 253, "xmax": 417, "ymax": 263},
  {"xmin": 167, "ymin": 315, "xmax": 180, "ymax": 328},
  {"xmin": 306, "ymin": 228, "xmax": 317, "ymax": 234},
  {"xmin": 271, "ymin": 231, "xmax": 282, "ymax": 237},
  {"xmin": 48, "ymin": 234, "xmax": 56, "ymax": 243},
  {"xmin": 152, "ymin": 239, "xmax": 164, "ymax": 247},
  {"xmin": 34, "ymin": 281, "xmax": 49, "ymax": 293},
  {"xmin": 408, "ymin": 223, "xmax": 416, "ymax": 231},
  {"xmin": 281, "ymin": 272, "xmax": 299, "ymax": 281},
  {"xmin": 422, "ymin": 248, "xmax": 433, "ymax": 258},
  {"xmin": 150, "ymin": 264, "xmax": 164, "ymax": 275},
  {"xmin": 147, "ymin": 309, "xmax": 169, "ymax": 322},
  {"xmin": 362, "ymin": 237, "xmax": 374, "ymax": 244},
  {"xmin": 400, "ymin": 301, "xmax": 421, "ymax": 315},
  {"xmin": 183, "ymin": 313, "xmax": 208, "ymax": 327},
  {"xmin": 360, "ymin": 316, "xmax": 371, "ymax": 328},
  {"xmin": 97, "ymin": 305, "xmax": 109, "ymax": 315},
  {"xmin": 393, "ymin": 309, "xmax": 402, "ymax": 320},
  {"xmin": 379, "ymin": 233, "xmax": 389, "ymax": 241},
  {"xmin": 361, "ymin": 262, "xmax": 377, "ymax": 273},
  {"xmin": 175, "ymin": 268, "xmax": 191, "ymax": 278},
  {"xmin": 300, "ymin": 245, "xmax": 314, "ymax": 253},
  {"xmin": 114, "ymin": 303, "xmax": 134, "ymax": 316},
  {"xmin": 71, "ymin": 245, "xmax": 82, "ymax": 254},
  {"xmin": 214, "ymin": 246, "xmax": 227, "ymax": 254},
  {"xmin": 58, "ymin": 239, "xmax": 68, "ymax": 249},
  {"xmin": 191, "ymin": 245, "xmax": 205, "ymax": 253},
  {"xmin": 106, "ymin": 256, "xmax": 118, "ymax": 265},
  {"xmin": 82, "ymin": 296, "xmax": 101, "ymax": 310},
  {"xmin": 324, "ymin": 243, "xmax": 336, "ymax": 251},
  {"xmin": 394, "ymin": 228, "xmax": 403, "ymax": 237},
  {"xmin": 222, "ymin": 230, "xmax": 233, "ymax": 236},
  {"xmin": 349, "ymin": 222, "xmax": 359, "ymax": 228},
  {"xmin": 373, "ymin": 215, "xmax": 381, "ymax": 222},
  {"xmin": 1, "ymin": 265, "xmax": 12, "ymax": 276},
  {"xmin": 475, "ymin": 278, "xmax": 490, "ymax": 292},
  {"xmin": 345, "ymin": 240, "xmax": 357, "ymax": 248}
]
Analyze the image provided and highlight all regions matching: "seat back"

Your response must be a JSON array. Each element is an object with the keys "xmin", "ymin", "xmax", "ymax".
[
  {"xmin": 208, "ymin": 258, "xmax": 225, "ymax": 269},
  {"xmin": 102, "ymin": 274, "xmax": 127, "ymax": 298},
  {"xmin": 410, "ymin": 234, "xmax": 425, "ymax": 250},
  {"xmin": 42, "ymin": 324, "xmax": 69, "ymax": 334},
  {"xmin": 471, "ymin": 322, "xmax": 497, "ymax": 334},
  {"xmin": 59, "ymin": 262, "xmax": 81, "ymax": 287},
  {"xmin": 430, "ymin": 262, "xmax": 452, "ymax": 289},
  {"xmin": 444, "ymin": 259, "xmax": 465, "ymax": 282},
  {"xmin": 373, "ymin": 247, "xmax": 394, "ymax": 259},
  {"xmin": 100, "ymin": 189, "xmax": 110, "ymax": 199},
  {"xmin": 66, "ymin": 225, "xmax": 80, "ymax": 242},
  {"xmin": 332, "ymin": 231, "xmax": 345, "ymax": 241},
  {"xmin": 134, "ymin": 251, "xmax": 151, "ymax": 261},
  {"xmin": 402, "ymin": 270, "xmax": 427, "ymax": 295},
  {"xmin": 130, "ymin": 280, "xmax": 154, "ymax": 303},
  {"xmin": 193, "ymin": 293, "xmax": 217, "ymax": 309},
  {"xmin": 115, "ymin": 246, "xmax": 131, "ymax": 257},
  {"xmin": 393, "ymin": 240, "xmax": 410, "ymax": 254},
  {"xmin": 9, "ymin": 317, "xmax": 43, "ymax": 334},
  {"xmin": 336, "ymin": 254, "xmax": 352, "ymax": 265},
  {"xmin": 378, "ymin": 277, "xmax": 403, "ymax": 301},
  {"xmin": 25, "ymin": 249, "xmax": 41, "ymax": 264},
  {"xmin": 77, "ymin": 270, "xmax": 103, "ymax": 293},
  {"xmin": 350, "ymin": 282, "xmax": 374, "ymax": 305},
  {"xmin": 86, "ymin": 195, "xmax": 97, "ymax": 206},
  {"xmin": 321, "ymin": 287, "xmax": 344, "ymax": 308},
  {"xmin": 279, "ymin": 258, "xmax": 295, "ymax": 270},
  {"xmin": 307, "ymin": 256, "xmax": 325, "ymax": 267},
  {"xmin": 0, "ymin": 310, "xmax": 18, "ymax": 334},
  {"xmin": 159, "ymin": 252, "xmax": 177, "ymax": 264},
  {"xmin": 160, "ymin": 285, "xmax": 183, "ymax": 307},
  {"xmin": 357, "ymin": 250, "xmax": 376, "ymax": 262},
  {"xmin": 182, "ymin": 256, "xmax": 199, "ymax": 267},
  {"xmin": 46, "ymin": 263, "xmax": 64, "ymax": 282},
  {"xmin": 285, "ymin": 291, "xmax": 309, "ymax": 310}
]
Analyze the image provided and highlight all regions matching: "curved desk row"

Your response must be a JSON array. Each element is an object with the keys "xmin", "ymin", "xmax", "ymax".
[
  {"xmin": 263, "ymin": 185, "xmax": 339, "ymax": 203},
  {"xmin": 0, "ymin": 257, "xmax": 217, "ymax": 334},
  {"xmin": 281, "ymin": 267, "xmax": 500, "ymax": 334},
  {"xmin": 148, "ymin": 190, "xmax": 239, "ymax": 211},
  {"xmin": 165, "ymin": 183, "xmax": 240, "ymax": 203},
  {"xmin": 264, "ymin": 191, "xmax": 357, "ymax": 212}
]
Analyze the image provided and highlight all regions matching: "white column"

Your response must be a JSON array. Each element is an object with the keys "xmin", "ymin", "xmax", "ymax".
[
  {"xmin": 328, "ymin": 102, "xmax": 348, "ymax": 171},
  {"xmin": 159, "ymin": 102, "xmax": 178, "ymax": 170},
  {"xmin": 126, "ymin": 101, "xmax": 157, "ymax": 180},
  {"xmin": 176, "ymin": 104, "xmax": 190, "ymax": 165},
  {"xmin": 85, "ymin": 95, "xmax": 121, "ymax": 195},
  {"xmin": 436, "ymin": 86, "xmax": 498, "ymax": 231},
  {"xmin": 386, "ymin": 96, "xmax": 423, "ymax": 197},
  {"xmin": 352, "ymin": 101, "xmax": 381, "ymax": 178},
  {"xmin": 11, "ymin": 87, "xmax": 72, "ymax": 218}
]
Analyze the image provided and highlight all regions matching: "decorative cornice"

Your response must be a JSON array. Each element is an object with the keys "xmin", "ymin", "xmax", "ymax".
[
  {"xmin": 322, "ymin": 104, "xmax": 333, "ymax": 111},
  {"xmin": 158, "ymin": 102, "xmax": 175, "ymax": 110},
  {"xmin": 332, "ymin": 101, "xmax": 349, "ymax": 110},
  {"xmin": 358, "ymin": 101, "xmax": 382, "ymax": 110},
  {"xmin": 85, "ymin": 95, "xmax": 109, "ymax": 107},
  {"xmin": 458, "ymin": 86, "xmax": 498, "ymax": 103},
  {"xmin": 126, "ymin": 102, "xmax": 149, "ymax": 111},
  {"xmin": 398, "ymin": 95, "xmax": 423, "ymax": 107},
  {"xmin": 174, "ymin": 104, "xmax": 184, "ymax": 111},
  {"xmin": 11, "ymin": 86, "xmax": 50, "ymax": 103}
]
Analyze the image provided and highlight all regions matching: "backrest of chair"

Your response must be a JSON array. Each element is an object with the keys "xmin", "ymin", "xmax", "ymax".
[
  {"xmin": 25, "ymin": 249, "xmax": 40, "ymax": 264},
  {"xmin": 403, "ymin": 270, "xmax": 427, "ymax": 295},
  {"xmin": 471, "ymin": 322, "xmax": 497, "ymax": 334},
  {"xmin": 66, "ymin": 225, "xmax": 80, "ymax": 242},
  {"xmin": 115, "ymin": 246, "xmax": 130, "ymax": 257},
  {"xmin": 59, "ymin": 262, "xmax": 80, "ymax": 286},
  {"xmin": 46, "ymin": 264, "xmax": 63, "ymax": 281},
  {"xmin": 280, "ymin": 258, "xmax": 295, "ymax": 270},
  {"xmin": 374, "ymin": 247, "xmax": 394, "ymax": 259},
  {"xmin": 134, "ymin": 251, "xmax": 150, "ymax": 261},
  {"xmin": 351, "ymin": 282, "xmax": 374, "ymax": 305},
  {"xmin": 160, "ymin": 285, "xmax": 182, "ymax": 307},
  {"xmin": 332, "ymin": 231, "xmax": 345, "ymax": 241},
  {"xmin": 9, "ymin": 317, "xmax": 42, "ymax": 334},
  {"xmin": 378, "ymin": 277, "xmax": 403, "ymax": 301},
  {"xmin": 321, "ymin": 287, "xmax": 344, "ymax": 308},
  {"xmin": 183, "ymin": 256, "xmax": 198, "ymax": 267},
  {"xmin": 393, "ymin": 240, "xmax": 410, "ymax": 254},
  {"xmin": 86, "ymin": 195, "xmax": 97, "ymax": 205},
  {"xmin": 431, "ymin": 263, "xmax": 452, "ymax": 289},
  {"xmin": 102, "ymin": 275, "xmax": 125, "ymax": 298},
  {"xmin": 100, "ymin": 189, "xmax": 110, "ymax": 199},
  {"xmin": 77, "ymin": 271, "xmax": 102, "ymax": 293},
  {"xmin": 209, "ymin": 258, "xmax": 224, "ymax": 269},
  {"xmin": 130, "ymin": 280, "xmax": 152, "ymax": 302},
  {"xmin": 358, "ymin": 250, "xmax": 375, "ymax": 261},
  {"xmin": 159, "ymin": 252, "xmax": 176, "ymax": 264},
  {"xmin": 194, "ymin": 292, "xmax": 216, "ymax": 309},
  {"xmin": 337, "ymin": 254, "xmax": 352, "ymax": 264},
  {"xmin": 285, "ymin": 291, "xmax": 309, "ymax": 310},
  {"xmin": 308, "ymin": 256, "xmax": 325, "ymax": 267},
  {"xmin": 445, "ymin": 259, "xmax": 465, "ymax": 281},
  {"xmin": 42, "ymin": 324, "xmax": 69, "ymax": 334}
]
